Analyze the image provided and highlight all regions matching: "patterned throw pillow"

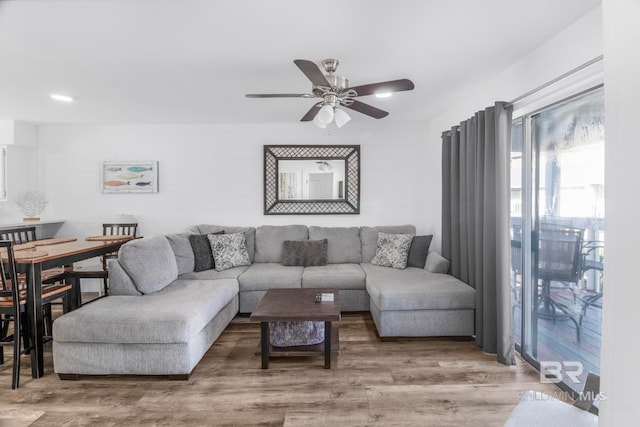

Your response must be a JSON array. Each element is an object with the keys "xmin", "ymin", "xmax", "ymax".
[
  {"xmin": 208, "ymin": 232, "xmax": 251, "ymax": 271},
  {"xmin": 370, "ymin": 232, "xmax": 414, "ymax": 269}
]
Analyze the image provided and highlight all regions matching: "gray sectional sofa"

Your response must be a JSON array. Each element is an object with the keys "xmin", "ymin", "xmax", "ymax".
[{"xmin": 52, "ymin": 224, "xmax": 476, "ymax": 377}]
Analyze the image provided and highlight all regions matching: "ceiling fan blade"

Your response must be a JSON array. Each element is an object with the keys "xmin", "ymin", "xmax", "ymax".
[
  {"xmin": 348, "ymin": 79, "xmax": 415, "ymax": 97},
  {"xmin": 245, "ymin": 93, "xmax": 314, "ymax": 98},
  {"xmin": 300, "ymin": 104, "xmax": 322, "ymax": 121},
  {"xmin": 344, "ymin": 100, "xmax": 389, "ymax": 119},
  {"xmin": 294, "ymin": 59, "xmax": 331, "ymax": 87}
]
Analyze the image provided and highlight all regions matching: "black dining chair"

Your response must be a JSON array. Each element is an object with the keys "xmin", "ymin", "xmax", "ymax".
[
  {"xmin": 0, "ymin": 226, "xmax": 71, "ymax": 336},
  {"xmin": 0, "ymin": 240, "xmax": 73, "ymax": 389},
  {"xmin": 70, "ymin": 223, "xmax": 138, "ymax": 299},
  {"xmin": 0, "ymin": 226, "xmax": 37, "ymax": 245},
  {"xmin": 0, "ymin": 226, "xmax": 68, "ymax": 281}
]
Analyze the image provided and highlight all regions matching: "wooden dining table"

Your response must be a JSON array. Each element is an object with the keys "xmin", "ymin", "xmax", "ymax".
[{"xmin": 12, "ymin": 237, "xmax": 134, "ymax": 379}]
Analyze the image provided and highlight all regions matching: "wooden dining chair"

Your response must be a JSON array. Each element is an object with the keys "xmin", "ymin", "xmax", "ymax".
[
  {"xmin": 71, "ymin": 223, "xmax": 138, "ymax": 299},
  {"xmin": 0, "ymin": 240, "xmax": 73, "ymax": 389},
  {"xmin": 0, "ymin": 226, "xmax": 37, "ymax": 245},
  {"xmin": 0, "ymin": 226, "xmax": 67, "ymax": 280}
]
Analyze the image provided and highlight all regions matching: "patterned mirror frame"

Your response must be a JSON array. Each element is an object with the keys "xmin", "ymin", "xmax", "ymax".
[{"xmin": 264, "ymin": 145, "xmax": 360, "ymax": 215}]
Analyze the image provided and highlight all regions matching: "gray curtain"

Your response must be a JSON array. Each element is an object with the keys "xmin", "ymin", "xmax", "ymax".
[{"xmin": 442, "ymin": 102, "xmax": 515, "ymax": 365}]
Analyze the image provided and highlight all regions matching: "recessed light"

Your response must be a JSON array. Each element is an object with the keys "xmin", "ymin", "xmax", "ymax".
[
  {"xmin": 50, "ymin": 94, "xmax": 74, "ymax": 102},
  {"xmin": 375, "ymin": 92, "xmax": 392, "ymax": 99}
]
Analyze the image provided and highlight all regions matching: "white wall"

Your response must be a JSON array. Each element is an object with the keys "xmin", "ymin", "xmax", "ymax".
[
  {"xmin": 600, "ymin": 0, "xmax": 640, "ymax": 424},
  {"xmin": 423, "ymin": 6, "xmax": 603, "ymax": 251},
  {"xmin": 36, "ymin": 122, "xmax": 431, "ymax": 238}
]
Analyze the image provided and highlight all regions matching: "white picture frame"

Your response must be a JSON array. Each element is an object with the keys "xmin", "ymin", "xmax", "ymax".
[{"xmin": 102, "ymin": 161, "xmax": 158, "ymax": 193}]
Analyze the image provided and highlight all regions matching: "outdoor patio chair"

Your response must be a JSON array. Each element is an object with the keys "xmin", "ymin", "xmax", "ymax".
[
  {"xmin": 575, "ymin": 240, "xmax": 604, "ymax": 327},
  {"xmin": 537, "ymin": 223, "xmax": 585, "ymax": 342},
  {"xmin": 511, "ymin": 238, "xmax": 522, "ymax": 315}
]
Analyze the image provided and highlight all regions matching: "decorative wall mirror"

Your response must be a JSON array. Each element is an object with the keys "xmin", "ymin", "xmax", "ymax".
[{"xmin": 264, "ymin": 145, "xmax": 360, "ymax": 215}]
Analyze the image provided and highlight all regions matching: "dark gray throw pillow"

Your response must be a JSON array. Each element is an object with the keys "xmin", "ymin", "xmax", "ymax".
[
  {"xmin": 189, "ymin": 231, "xmax": 223, "ymax": 272},
  {"xmin": 281, "ymin": 239, "xmax": 328, "ymax": 267},
  {"xmin": 407, "ymin": 235, "xmax": 434, "ymax": 268}
]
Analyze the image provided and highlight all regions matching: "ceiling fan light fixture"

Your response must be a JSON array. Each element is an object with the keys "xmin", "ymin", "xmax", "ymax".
[
  {"xmin": 334, "ymin": 108, "xmax": 351, "ymax": 128},
  {"xmin": 317, "ymin": 104, "xmax": 335, "ymax": 124},
  {"xmin": 247, "ymin": 58, "xmax": 415, "ymax": 125},
  {"xmin": 313, "ymin": 114, "xmax": 327, "ymax": 128}
]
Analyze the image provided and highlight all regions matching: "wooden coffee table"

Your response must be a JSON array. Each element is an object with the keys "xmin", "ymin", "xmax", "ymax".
[{"xmin": 250, "ymin": 288, "xmax": 341, "ymax": 369}]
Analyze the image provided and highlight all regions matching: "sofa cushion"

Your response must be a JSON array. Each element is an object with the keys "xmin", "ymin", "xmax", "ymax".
[
  {"xmin": 362, "ymin": 263, "xmax": 475, "ymax": 311},
  {"xmin": 208, "ymin": 232, "xmax": 251, "ymax": 271},
  {"xmin": 407, "ymin": 235, "xmax": 433, "ymax": 269},
  {"xmin": 308, "ymin": 226, "xmax": 362, "ymax": 263},
  {"xmin": 53, "ymin": 278, "xmax": 239, "ymax": 344},
  {"xmin": 282, "ymin": 239, "xmax": 328, "ymax": 266},
  {"xmin": 186, "ymin": 225, "xmax": 256, "ymax": 263},
  {"xmin": 238, "ymin": 263, "xmax": 303, "ymax": 291},
  {"xmin": 361, "ymin": 225, "xmax": 417, "ymax": 263},
  {"xmin": 118, "ymin": 235, "xmax": 179, "ymax": 294},
  {"xmin": 254, "ymin": 225, "xmax": 308, "ymax": 263},
  {"xmin": 371, "ymin": 232, "xmax": 414, "ymax": 269},
  {"xmin": 302, "ymin": 264, "xmax": 366, "ymax": 290},
  {"xmin": 425, "ymin": 251, "xmax": 451, "ymax": 274},
  {"xmin": 178, "ymin": 265, "xmax": 250, "ymax": 281},
  {"xmin": 165, "ymin": 233, "xmax": 195, "ymax": 275},
  {"xmin": 185, "ymin": 224, "xmax": 224, "ymax": 235}
]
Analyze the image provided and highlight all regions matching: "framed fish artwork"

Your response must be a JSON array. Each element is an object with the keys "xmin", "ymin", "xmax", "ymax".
[{"xmin": 102, "ymin": 161, "xmax": 159, "ymax": 193}]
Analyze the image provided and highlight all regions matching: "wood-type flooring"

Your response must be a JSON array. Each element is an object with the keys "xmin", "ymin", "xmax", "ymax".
[{"xmin": 0, "ymin": 312, "xmax": 563, "ymax": 426}]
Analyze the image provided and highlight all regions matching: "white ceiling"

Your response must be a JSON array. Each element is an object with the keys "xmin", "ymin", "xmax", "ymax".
[{"xmin": 0, "ymin": 0, "xmax": 601, "ymax": 125}]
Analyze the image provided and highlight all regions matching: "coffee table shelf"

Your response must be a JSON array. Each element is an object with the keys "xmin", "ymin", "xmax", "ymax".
[
  {"xmin": 250, "ymin": 288, "xmax": 341, "ymax": 369},
  {"xmin": 255, "ymin": 325, "xmax": 339, "ymax": 357}
]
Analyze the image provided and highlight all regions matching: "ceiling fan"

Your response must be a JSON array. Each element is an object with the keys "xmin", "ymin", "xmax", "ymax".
[{"xmin": 245, "ymin": 59, "xmax": 415, "ymax": 128}]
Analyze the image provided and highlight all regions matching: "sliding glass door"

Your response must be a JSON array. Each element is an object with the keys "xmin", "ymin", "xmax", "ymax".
[{"xmin": 511, "ymin": 86, "xmax": 604, "ymax": 392}]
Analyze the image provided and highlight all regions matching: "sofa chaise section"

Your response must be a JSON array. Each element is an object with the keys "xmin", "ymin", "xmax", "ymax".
[
  {"xmin": 53, "ymin": 279, "xmax": 238, "ymax": 377},
  {"xmin": 362, "ymin": 263, "xmax": 475, "ymax": 337},
  {"xmin": 53, "ymin": 235, "xmax": 239, "ymax": 377}
]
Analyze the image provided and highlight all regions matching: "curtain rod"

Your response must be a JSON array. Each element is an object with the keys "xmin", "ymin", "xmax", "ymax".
[
  {"xmin": 506, "ymin": 55, "xmax": 603, "ymax": 107},
  {"xmin": 442, "ymin": 55, "xmax": 604, "ymax": 136}
]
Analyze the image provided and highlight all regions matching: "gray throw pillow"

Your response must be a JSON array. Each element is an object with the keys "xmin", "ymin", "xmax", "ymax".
[
  {"xmin": 208, "ymin": 232, "xmax": 251, "ymax": 271},
  {"xmin": 407, "ymin": 235, "xmax": 434, "ymax": 268},
  {"xmin": 370, "ymin": 232, "xmax": 414, "ymax": 269},
  {"xmin": 281, "ymin": 239, "xmax": 328, "ymax": 267},
  {"xmin": 189, "ymin": 231, "xmax": 223, "ymax": 272}
]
